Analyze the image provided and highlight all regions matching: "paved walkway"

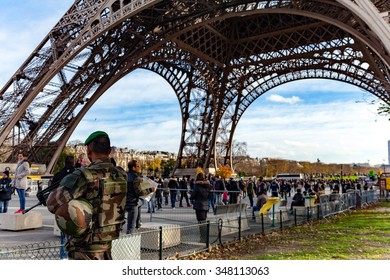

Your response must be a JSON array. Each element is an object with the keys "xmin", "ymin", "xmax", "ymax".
[
  {"xmin": 0, "ymin": 196, "xmax": 59, "ymax": 247},
  {"xmin": 0, "ymin": 190, "xmax": 310, "ymax": 248}
]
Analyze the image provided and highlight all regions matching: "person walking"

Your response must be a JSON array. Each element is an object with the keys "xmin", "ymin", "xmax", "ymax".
[
  {"xmin": 190, "ymin": 172, "xmax": 211, "ymax": 243},
  {"xmin": 208, "ymin": 175, "xmax": 216, "ymax": 214},
  {"xmin": 227, "ymin": 177, "xmax": 240, "ymax": 204},
  {"xmin": 168, "ymin": 176, "xmax": 179, "ymax": 209},
  {"xmin": 0, "ymin": 170, "xmax": 12, "ymax": 213},
  {"xmin": 13, "ymin": 152, "xmax": 30, "ymax": 214},
  {"xmin": 214, "ymin": 175, "xmax": 225, "ymax": 205},
  {"xmin": 155, "ymin": 177, "xmax": 163, "ymax": 211},
  {"xmin": 163, "ymin": 178, "xmax": 169, "ymax": 206},
  {"xmin": 179, "ymin": 177, "xmax": 191, "ymax": 207},
  {"xmin": 269, "ymin": 179, "xmax": 280, "ymax": 197},
  {"xmin": 46, "ymin": 131, "xmax": 128, "ymax": 260},
  {"xmin": 246, "ymin": 177, "xmax": 255, "ymax": 208}
]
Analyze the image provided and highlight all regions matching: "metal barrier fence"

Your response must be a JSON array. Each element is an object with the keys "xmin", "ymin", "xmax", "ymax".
[{"xmin": 0, "ymin": 190, "xmax": 378, "ymax": 260}]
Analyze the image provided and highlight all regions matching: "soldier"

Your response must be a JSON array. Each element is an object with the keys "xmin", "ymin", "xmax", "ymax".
[{"xmin": 46, "ymin": 131, "xmax": 127, "ymax": 260}]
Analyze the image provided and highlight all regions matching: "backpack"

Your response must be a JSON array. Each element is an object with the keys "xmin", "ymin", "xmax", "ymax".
[
  {"xmin": 270, "ymin": 181, "xmax": 279, "ymax": 192},
  {"xmin": 80, "ymin": 166, "xmax": 127, "ymax": 241}
]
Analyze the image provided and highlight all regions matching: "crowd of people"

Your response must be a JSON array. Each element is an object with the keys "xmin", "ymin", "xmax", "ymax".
[
  {"xmin": 139, "ymin": 175, "xmax": 375, "ymax": 222},
  {"xmin": 0, "ymin": 130, "xmax": 377, "ymax": 260}
]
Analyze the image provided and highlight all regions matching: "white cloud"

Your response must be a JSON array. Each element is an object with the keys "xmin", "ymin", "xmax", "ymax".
[
  {"xmin": 91, "ymin": 70, "xmax": 177, "ymax": 109},
  {"xmin": 0, "ymin": 1, "xmax": 72, "ymax": 86},
  {"xmin": 275, "ymin": 79, "xmax": 363, "ymax": 95},
  {"xmin": 266, "ymin": 94, "xmax": 302, "ymax": 104},
  {"xmin": 235, "ymin": 96, "xmax": 390, "ymax": 165}
]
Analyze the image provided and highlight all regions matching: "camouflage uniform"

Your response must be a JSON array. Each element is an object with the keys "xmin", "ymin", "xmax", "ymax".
[{"xmin": 47, "ymin": 158, "xmax": 127, "ymax": 260}]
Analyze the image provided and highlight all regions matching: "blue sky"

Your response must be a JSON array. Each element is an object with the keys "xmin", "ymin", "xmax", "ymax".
[{"xmin": 1, "ymin": 0, "xmax": 390, "ymax": 166}]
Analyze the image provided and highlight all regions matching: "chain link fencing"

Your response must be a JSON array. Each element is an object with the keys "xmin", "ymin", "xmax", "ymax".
[{"xmin": 0, "ymin": 190, "xmax": 379, "ymax": 260}]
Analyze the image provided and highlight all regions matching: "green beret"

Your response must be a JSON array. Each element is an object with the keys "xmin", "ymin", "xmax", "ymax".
[{"xmin": 84, "ymin": 131, "xmax": 109, "ymax": 145}]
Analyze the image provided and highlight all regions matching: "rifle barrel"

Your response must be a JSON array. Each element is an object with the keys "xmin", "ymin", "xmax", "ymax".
[{"xmin": 22, "ymin": 202, "xmax": 41, "ymax": 214}]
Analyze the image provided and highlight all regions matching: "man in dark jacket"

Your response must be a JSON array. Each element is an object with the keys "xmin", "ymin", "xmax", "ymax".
[
  {"xmin": 179, "ymin": 177, "xmax": 191, "ymax": 207},
  {"xmin": 51, "ymin": 156, "xmax": 75, "ymax": 188},
  {"xmin": 190, "ymin": 172, "xmax": 211, "ymax": 242},
  {"xmin": 214, "ymin": 176, "xmax": 225, "ymax": 205},
  {"xmin": 125, "ymin": 160, "xmax": 155, "ymax": 234},
  {"xmin": 290, "ymin": 188, "xmax": 305, "ymax": 212},
  {"xmin": 168, "ymin": 176, "xmax": 179, "ymax": 209},
  {"xmin": 227, "ymin": 177, "xmax": 240, "ymax": 204}
]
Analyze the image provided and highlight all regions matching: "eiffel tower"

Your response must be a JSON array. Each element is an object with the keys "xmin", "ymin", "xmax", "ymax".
[{"xmin": 1, "ymin": 0, "xmax": 390, "ymax": 174}]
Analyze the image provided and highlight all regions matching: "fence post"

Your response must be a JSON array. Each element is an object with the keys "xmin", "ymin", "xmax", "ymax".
[
  {"xmin": 159, "ymin": 226, "xmax": 163, "ymax": 260},
  {"xmin": 317, "ymin": 204, "xmax": 320, "ymax": 219},
  {"xmin": 238, "ymin": 199, "xmax": 243, "ymax": 241},
  {"xmin": 294, "ymin": 209, "xmax": 297, "ymax": 226},
  {"xmin": 306, "ymin": 207, "xmax": 310, "ymax": 221},
  {"xmin": 238, "ymin": 215, "xmax": 242, "ymax": 241},
  {"xmin": 279, "ymin": 210, "xmax": 283, "ymax": 231},
  {"xmin": 206, "ymin": 221, "xmax": 210, "ymax": 249},
  {"xmin": 261, "ymin": 213, "xmax": 265, "ymax": 235}
]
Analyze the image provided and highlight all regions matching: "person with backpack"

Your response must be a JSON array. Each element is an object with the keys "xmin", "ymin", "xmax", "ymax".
[
  {"xmin": 246, "ymin": 177, "xmax": 255, "ymax": 208},
  {"xmin": 269, "ymin": 179, "xmax": 280, "ymax": 197},
  {"xmin": 46, "ymin": 131, "xmax": 128, "ymax": 260}
]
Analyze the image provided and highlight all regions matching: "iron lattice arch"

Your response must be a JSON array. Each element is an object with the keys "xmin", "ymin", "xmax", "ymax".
[{"xmin": 0, "ymin": 0, "xmax": 390, "ymax": 173}]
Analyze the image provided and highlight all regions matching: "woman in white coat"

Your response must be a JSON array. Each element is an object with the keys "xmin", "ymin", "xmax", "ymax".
[{"xmin": 13, "ymin": 152, "xmax": 30, "ymax": 213}]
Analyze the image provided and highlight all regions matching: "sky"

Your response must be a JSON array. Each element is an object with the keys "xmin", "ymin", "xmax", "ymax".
[{"xmin": 1, "ymin": 0, "xmax": 390, "ymax": 166}]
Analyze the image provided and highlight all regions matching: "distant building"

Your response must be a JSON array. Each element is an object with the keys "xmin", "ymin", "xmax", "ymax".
[
  {"xmin": 69, "ymin": 144, "xmax": 177, "ymax": 172},
  {"xmin": 382, "ymin": 165, "xmax": 390, "ymax": 173}
]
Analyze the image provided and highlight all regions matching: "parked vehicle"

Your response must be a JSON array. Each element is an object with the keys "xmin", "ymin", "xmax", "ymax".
[{"xmin": 275, "ymin": 173, "xmax": 304, "ymax": 180}]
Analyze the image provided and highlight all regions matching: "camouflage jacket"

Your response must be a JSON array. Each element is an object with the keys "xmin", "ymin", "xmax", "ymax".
[{"xmin": 47, "ymin": 157, "xmax": 127, "ymax": 253}]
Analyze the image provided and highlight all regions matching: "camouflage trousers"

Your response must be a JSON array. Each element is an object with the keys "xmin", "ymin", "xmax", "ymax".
[
  {"xmin": 67, "ymin": 250, "xmax": 112, "ymax": 260},
  {"xmin": 66, "ymin": 240, "xmax": 113, "ymax": 260}
]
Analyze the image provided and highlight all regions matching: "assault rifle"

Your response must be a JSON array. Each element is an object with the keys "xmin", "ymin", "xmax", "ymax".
[{"xmin": 23, "ymin": 176, "xmax": 58, "ymax": 214}]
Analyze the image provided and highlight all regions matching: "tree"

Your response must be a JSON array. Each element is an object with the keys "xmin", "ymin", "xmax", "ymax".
[
  {"xmin": 162, "ymin": 159, "xmax": 176, "ymax": 178},
  {"xmin": 53, "ymin": 147, "xmax": 76, "ymax": 174},
  {"xmin": 149, "ymin": 158, "xmax": 162, "ymax": 176},
  {"xmin": 216, "ymin": 165, "xmax": 233, "ymax": 179}
]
